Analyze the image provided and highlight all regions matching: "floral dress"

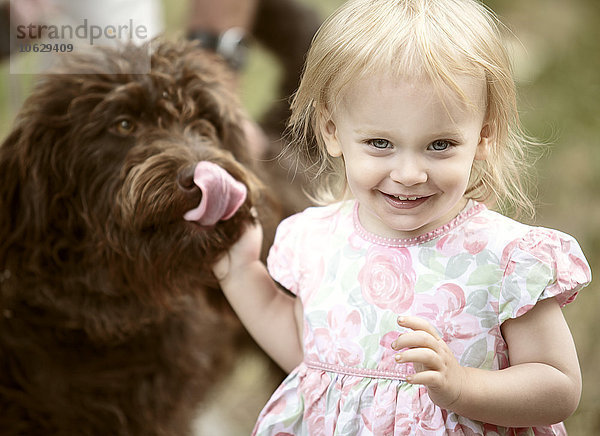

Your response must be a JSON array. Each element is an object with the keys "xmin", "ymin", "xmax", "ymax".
[{"xmin": 253, "ymin": 200, "xmax": 591, "ymax": 436}]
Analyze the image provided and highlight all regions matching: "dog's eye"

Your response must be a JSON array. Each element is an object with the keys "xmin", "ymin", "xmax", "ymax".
[{"xmin": 112, "ymin": 118, "xmax": 136, "ymax": 136}]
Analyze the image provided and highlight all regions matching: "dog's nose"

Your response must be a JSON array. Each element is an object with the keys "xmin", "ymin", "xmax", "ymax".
[{"xmin": 177, "ymin": 166, "xmax": 200, "ymax": 194}]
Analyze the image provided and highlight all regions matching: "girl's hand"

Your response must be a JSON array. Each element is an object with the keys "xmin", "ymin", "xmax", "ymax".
[
  {"xmin": 391, "ymin": 316, "xmax": 466, "ymax": 409},
  {"xmin": 212, "ymin": 219, "xmax": 263, "ymax": 282}
]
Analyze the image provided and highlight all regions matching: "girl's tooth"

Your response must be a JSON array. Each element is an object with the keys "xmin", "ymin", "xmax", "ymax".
[{"xmin": 390, "ymin": 194, "xmax": 423, "ymax": 201}]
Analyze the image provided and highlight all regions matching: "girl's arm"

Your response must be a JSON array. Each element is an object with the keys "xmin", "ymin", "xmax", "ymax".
[
  {"xmin": 213, "ymin": 222, "xmax": 303, "ymax": 373},
  {"xmin": 392, "ymin": 297, "xmax": 581, "ymax": 427}
]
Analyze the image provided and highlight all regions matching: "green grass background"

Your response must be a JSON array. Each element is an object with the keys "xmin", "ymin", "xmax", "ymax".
[{"xmin": 1, "ymin": 0, "xmax": 598, "ymax": 434}]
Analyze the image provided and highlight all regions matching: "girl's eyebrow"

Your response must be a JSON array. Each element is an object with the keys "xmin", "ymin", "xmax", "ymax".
[
  {"xmin": 429, "ymin": 130, "xmax": 467, "ymax": 141},
  {"xmin": 353, "ymin": 127, "xmax": 396, "ymax": 137},
  {"xmin": 353, "ymin": 128, "xmax": 381, "ymax": 136},
  {"xmin": 353, "ymin": 127, "xmax": 466, "ymax": 142}
]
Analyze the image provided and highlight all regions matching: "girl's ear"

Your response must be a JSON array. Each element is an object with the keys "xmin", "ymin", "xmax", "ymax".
[
  {"xmin": 475, "ymin": 123, "xmax": 494, "ymax": 160},
  {"xmin": 318, "ymin": 110, "xmax": 342, "ymax": 157}
]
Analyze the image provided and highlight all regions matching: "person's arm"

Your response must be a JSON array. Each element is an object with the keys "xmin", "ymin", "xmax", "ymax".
[
  {"xmin": 392, "ymin": 297, "xmax": 581, "ymax": 427},
  {"xmin": 213, "ymin": 222, "xmax": 303, "ymax": 373},
  {"xmin": 188, "ymin": 0, "xmax": 257, "ymax": 34}
]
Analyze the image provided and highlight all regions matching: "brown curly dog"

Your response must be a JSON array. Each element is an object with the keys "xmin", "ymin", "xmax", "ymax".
[{"xmin": 0, "ymin": 40, "xmax": 275, "ymax": 435}]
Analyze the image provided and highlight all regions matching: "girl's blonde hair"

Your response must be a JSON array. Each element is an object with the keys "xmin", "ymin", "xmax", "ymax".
[{"xmin": 287, "ymin": 0, "xmax": 538, "ymax": 218}]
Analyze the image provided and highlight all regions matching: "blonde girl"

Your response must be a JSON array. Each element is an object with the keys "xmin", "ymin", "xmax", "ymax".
[{"xmin": 213, "ymin": 0, "xmax": 592, "ymax": 434}]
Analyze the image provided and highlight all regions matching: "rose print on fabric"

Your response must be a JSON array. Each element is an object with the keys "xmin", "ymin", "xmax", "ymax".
[
  {"xmin": 436, "ymin": 216, "xmax": 490, "ymax": 256},
  {"xmin": 462, "ymin": 217, "xmax": 490, "ymax": 255},
  {"xmin": 436, "ymin": 233, "xmax": 464, "ymax": 257},
  {"xmin": 392, "ymin": 387, "xmax": 446, "ymax": 434},
  {"xmin": 413, "ymin": 283, "xmax": 480, "ymax": 356},
  {"xmin": 358, "ymin": 245, "xmax": 415, "ymax": 313},
  {"xmin": 360, "ymin": 383, "xmax": 397, "ymax": 435},
  {"xmin": 413, "ymin": 386, "xmax": 446, "ymax": 433},
  {"xmin": 301, "ymin": 370, "xmax": 330, "ymax": 434},
  {"xmin": 312, "ymin": 306, "xmax": 364, "ymax": 366},
  {"xmin": 501, "ymin": 228, "xmax": 578, "ymax": 275}
]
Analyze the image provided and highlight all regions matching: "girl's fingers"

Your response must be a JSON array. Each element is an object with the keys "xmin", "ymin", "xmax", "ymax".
[
  {"xmin": 405, "ymin": 370, "xmax": 442, "ymax": 386},
  {"xmin": 397, "ymin": 316, "xmax": 442, "ymax": 339},
  {"xmin": 391, "ymin": 316, "xmax": 443, "ymax": 351},
  {"xmin": 395, "ymin": 347, "xmax": 441, "ymax": 371},
  {"xmin": 391, "ymin": 316, "xmax": 450, "ymax": 375},
  {"xmin": 392, "ymin": 329, "xmax": 440, "ymax": 351}
]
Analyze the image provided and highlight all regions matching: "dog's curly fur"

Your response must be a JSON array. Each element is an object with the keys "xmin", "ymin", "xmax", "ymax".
[{"xmin": 0, "ymin": 40, "xmax": 273, "ymax": 435}]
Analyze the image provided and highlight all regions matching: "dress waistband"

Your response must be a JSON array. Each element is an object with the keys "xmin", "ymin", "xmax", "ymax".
[{"xmin": 303, "ymin": 359, "xmax": 412, "ymax": 381}]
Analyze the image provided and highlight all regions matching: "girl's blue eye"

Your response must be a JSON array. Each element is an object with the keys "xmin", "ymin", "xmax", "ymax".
[
  {"xmin": 368, "ymin": 139, "xmax": 391, "ymax": 149},
  {"xmin": 428, "ymin": 140, "xmax": 452, "ymax": 151}
]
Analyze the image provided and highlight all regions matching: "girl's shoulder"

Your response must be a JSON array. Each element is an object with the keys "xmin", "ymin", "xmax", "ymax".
[
  {"xmin": 267, "ymin": 202, "xmax": 353, "ymax": 295},
  {"xmin": 471, "ymin": 206, "xmax": 591, "ymax": 310},
  {"xmin": 275, "ymin": 200, "xmax": 353, "ymax": 235},
  {"xmin": 472, "ymin": 206, "xmax": 585, "ymax": 253}
]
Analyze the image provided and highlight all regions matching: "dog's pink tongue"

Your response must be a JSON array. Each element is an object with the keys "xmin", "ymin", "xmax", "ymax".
[{"xmin": 183, "ymin": 161, "xmax": 247, "ymax": 226}]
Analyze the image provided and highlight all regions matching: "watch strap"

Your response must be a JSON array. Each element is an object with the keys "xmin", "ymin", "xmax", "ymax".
[{"xmin": 187, "ymin": 27, "xmax": 248, "ymax": 71}]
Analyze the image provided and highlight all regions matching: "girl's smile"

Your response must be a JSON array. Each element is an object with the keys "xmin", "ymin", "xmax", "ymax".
[
  {"xmin": 322, "ymin": 72, "xmax": 493, "ymax": 239},
  {"xmin": 380, "ymin": 192, "xmax": 431, "ymax": 210}
]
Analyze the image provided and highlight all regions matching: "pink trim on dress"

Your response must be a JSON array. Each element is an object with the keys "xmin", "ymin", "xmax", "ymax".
[
  {"xmin": 352, "ymin": 202, "xmax": 487, "ymax": 247},
  {"xmin": 304, "ymin": 359, "xmax": 413, "ymax": 381}
]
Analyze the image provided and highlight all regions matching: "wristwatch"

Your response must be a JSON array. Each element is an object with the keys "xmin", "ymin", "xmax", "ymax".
[{"xmin": 187, "ymin": 27, "xmax": 249, "ymax": 71}]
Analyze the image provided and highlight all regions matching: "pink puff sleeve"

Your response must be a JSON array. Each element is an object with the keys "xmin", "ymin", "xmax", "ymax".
[
  {"xmin": 498, "ymin": 227, "xmax": 592, "ymax": 324},
  {"xmin": 266, "ymin": 213, "xmax": 304, "ymax": 296}
]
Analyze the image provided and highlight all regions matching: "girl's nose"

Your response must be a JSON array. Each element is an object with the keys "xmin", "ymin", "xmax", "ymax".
[{"xmin": 389, "ymin": 153, "xmax": 428, "ymax": 186}]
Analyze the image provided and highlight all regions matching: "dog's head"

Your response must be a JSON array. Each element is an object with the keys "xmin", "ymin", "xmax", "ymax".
[{"xmin": 0, "ymin": 40, "xmax": 263, "ymax": 323}]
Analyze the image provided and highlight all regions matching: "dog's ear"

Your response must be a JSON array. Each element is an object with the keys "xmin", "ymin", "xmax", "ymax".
[
  {"xmin": 0, "ymin": 128, "xmax": 23, "ymax": 268},
  {"xmin": 0, "ymin": 124, "xmax": 48, "ymax": 269},
  {"xmin": 0, "ymin": 87, "xmax": 77, "ymax": 271}
]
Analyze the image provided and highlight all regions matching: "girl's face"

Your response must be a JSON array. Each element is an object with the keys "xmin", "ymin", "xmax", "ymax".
[{"xmin": 322, "ymin": 73, "xmax": 492, "ymax": 239}]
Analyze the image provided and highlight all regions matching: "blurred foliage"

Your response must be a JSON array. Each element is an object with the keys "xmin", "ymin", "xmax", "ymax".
[
  {"xmin": 503, "ymin": 1, "xmax": 600, "ymax": 433},
  {"xmin": 1, "ymin": 0, "xmax": 598, "ymax": 434}
]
